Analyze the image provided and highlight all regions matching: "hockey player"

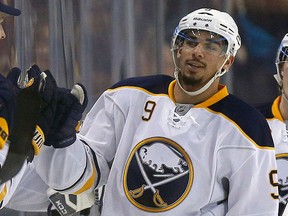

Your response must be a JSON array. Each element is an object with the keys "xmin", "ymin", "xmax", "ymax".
[
  {"xmin": 0, "ymin": 1, "xmax": 36, "ymax": 209},
  {"xmin": 32, "ymin": 8, "xmax": 279, "ymax": 215},
  {"xmin": 0, "ymin": 2, "xmax": 60, "ymax": 211},
  {"xmin": 0, "ymin": 2, "xmax": 95, "ymax": 213},
  {"xmin": 255, "ymin": 33, "xmax": 288, "ymax": 216}
]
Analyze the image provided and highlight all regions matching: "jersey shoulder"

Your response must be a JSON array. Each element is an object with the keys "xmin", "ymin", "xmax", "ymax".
[
  {"xmin": 209, "ymin": 94, "xmax": 274, "ymax": 148},
  {"xmin": 109, "ymin": 75, "xmax": 174, "ymax": 94},
  {"xmin": 253, "ymin": 102, "xmax": 274, "ymax": 118}
]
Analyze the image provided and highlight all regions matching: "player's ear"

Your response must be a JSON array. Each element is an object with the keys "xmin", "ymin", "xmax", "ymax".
[
  {"xmin": 223, "ymin": 55, "xmax": 234, "ymax": 71},
  {"xmin": 177, "ymin": 47, "xmax": 184, "ymax": 58}
]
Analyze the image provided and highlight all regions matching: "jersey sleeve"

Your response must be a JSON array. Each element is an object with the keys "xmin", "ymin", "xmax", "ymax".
[
  {"xmin": 34, "ymin": 141, "xmax": 96, "ymax": 195},
  {"xmin": 0, "ymin": 143, "xmax": 28, "ymax": 209},
  {"xmin": 217, "ymin": 146, "xmax": 278, "ymax": 215},
  {"xmin": 77, "ymin": 90, "xmax": 127, "ymax": 188},
  {"xmin": 33, "ymin": 90, "xmax": 124, "ymax": 194},
  {"xmin": 210, "ymin": 95, "xmax": 278, "ymax": 215}
]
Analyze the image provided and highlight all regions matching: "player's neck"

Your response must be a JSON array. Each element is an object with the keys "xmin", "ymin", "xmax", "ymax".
[
  {"xmin": 280, "ymin": 94, "xmax": 288, "ymax": 120},
  {"xmin": 173, "ymin": 81, "xmax": 219, "ymax": 105}
]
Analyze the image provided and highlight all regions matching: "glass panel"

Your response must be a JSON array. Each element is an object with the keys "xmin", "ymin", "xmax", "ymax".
[{"xmin": 1, "ymin": 1, "xmax": 287, "ymax": 214}]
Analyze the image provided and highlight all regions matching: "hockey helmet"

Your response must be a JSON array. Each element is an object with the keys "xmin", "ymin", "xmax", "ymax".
[
  {"xmin": 275, "ymin": 33, "xmax": 288, "ymax": 87},
  {"xmin": 171, "ymin": 8, "xmax": 241, "ymax": 96},
  {"xmin": 171, "ymin": 8, "xmax": 241, "ymax": 58},
  {"xmin": 0, "ymin": 2, "xmax": 20, "ymax": 16}
]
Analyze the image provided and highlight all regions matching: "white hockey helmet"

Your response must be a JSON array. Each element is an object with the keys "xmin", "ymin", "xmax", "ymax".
[
  {"xmin": 274, "ymin": 33, "xmax": 288, "ymax": 87},
  {"xmin": 171, "ymin": 8, "xmax": 241, "ymax": 57},
  {"xmin": 171, "ymin": 8, "xmax": 241, "ymax": 96}
]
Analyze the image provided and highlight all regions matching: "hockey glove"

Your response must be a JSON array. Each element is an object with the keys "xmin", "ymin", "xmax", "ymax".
[
  {"xmin": 0, "ymin": 73, "xmax": 15, "ymax": 149},
  {"xmin": 6, "ymin": 65, "xmax": 58, "ymax": 155},
  {"xmin": 0, "ymin": 68, "xmax": 42, "ymax": 183},
  {"xmin": 45, "ymin": 84, "xmax": 88, "ymax": 148}
]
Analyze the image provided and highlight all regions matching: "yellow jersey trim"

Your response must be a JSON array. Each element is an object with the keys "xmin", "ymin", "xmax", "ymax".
[{"xmin": 73, "ymin": 165, "xmax": 97, "ymax": 195}]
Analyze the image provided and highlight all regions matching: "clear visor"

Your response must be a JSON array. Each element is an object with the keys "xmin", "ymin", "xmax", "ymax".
[{"xmin": 173, "ymin": 29, "xmax": 228, "ymax": 57}]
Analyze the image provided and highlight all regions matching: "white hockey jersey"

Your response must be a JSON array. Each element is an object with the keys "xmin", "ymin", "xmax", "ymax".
[
  {"xmin": 0, "ymin": 143, "xmax": 28, "ymax": 209},
  {"xmin": 255, "ymin": 96, "xmax": 288, "ymax": 216},
  {"xmin": 75, "ymin": 75, "xmax": 278, "ymax": 215},
  {"xmin": 1, "ymin": 137, "xmax": 96, "ymax": 213},
  {"xmin": 0, "ymin": 75, "xmax": 281, "ymax": 215},
  {"xmin": 3, "ymin": 162, "xmax": 50, "ymax": 212}
]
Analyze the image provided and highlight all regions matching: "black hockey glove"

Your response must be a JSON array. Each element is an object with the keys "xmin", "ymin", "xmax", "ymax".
[
  {"xmin": 7, "ymin": 65, "xmax": 58, "ymax": 155},
  {"xmin": 0, "ymin": 73, "xmax": 15, "ymax": 149},
  {"xmin": 0, "ymin": 70, "xmax": 42, "ymax": 183},
  {"xmin": 45, "ymin": 84, "xmax": 88, "ymax": 148}
]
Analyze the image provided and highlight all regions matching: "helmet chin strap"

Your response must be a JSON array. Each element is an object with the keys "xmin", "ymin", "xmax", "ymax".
[
  {"xmin": 174, "ymin": 56, "xmax": 229, "ymax": 96},
  {"xmin": 274, "ymin": 64, "xmax": 288, "ymax": 102}
]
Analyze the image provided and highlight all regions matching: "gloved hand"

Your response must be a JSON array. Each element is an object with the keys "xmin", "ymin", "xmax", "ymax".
[
  {"xmin": 0, "ymin": 71, "xmax": 42, "ymax": 183},
  {"xmin": 0, "ymin": 73, "xmax": 15, "ymax": 149},
  {"xmin": 6, "ymin": 65, "xmax": 58, "ymax": 155},
  {"xmin": 46, "ymin": 84, "xmax": 88, "ymax": 148},
  {"xmin": 7, "ymin": 65, "xmax": 88, "ymax": 149}
]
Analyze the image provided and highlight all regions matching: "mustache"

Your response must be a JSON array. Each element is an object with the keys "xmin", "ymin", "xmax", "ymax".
[{"xmin": 186, "ymin": 58, "xmax": 206, "ymax": 67}]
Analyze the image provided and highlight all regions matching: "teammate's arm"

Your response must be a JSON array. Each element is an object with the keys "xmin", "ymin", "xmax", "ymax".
[
  {"xmin": 29, "ymin": 65, "xmax": 97, "ymax": 195},
  {"xmin": 0, "ymin": 72, "xmax": 34, "ymax": 208}
]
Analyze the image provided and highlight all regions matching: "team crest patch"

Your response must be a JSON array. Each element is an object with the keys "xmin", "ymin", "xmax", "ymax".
[{"xmin": 123, "ymin": 137, "xmax": 193, "ymax": 212}]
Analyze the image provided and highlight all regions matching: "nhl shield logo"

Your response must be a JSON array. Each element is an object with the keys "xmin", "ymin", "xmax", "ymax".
[{"xmin": 123, "ymin": 137, "xmax": 193, "ymax": 212}]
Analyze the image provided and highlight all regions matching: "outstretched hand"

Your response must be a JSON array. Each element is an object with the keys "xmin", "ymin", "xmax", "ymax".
[
  {"xmin": 6, "ymin": 65, "xmax": 58, "ymax": 155},
  {"xmin": 7, "ymin": 64, "xmax": 88, "ymax": 149},
  {"xmin": 46, "ymin": 83, "xmax": 88, "ymax": 148}
]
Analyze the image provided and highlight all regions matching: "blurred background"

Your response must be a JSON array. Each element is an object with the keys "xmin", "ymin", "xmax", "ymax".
[{"xmin": 0, "ymin": 0, "xmax": 287, "ymax": 215}]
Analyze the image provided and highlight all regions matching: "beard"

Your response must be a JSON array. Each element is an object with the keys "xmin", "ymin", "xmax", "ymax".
[{"xmin": 179, "ymin": 71, "xmax": 203, "ymax": 87}]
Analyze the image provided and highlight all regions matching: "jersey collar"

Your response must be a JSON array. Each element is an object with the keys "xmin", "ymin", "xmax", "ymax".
[
  {"xmin": 168, "ymin": 80, "xmax": 229, "ymax": 108},
  {"xmin": 271, "ymin": 96, "xmax": 284, "ymax": 122}
]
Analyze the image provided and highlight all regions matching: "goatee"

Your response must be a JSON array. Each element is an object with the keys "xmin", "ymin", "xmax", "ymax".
[{"xmin": 179, "ymin": 71, "xmax": 202, "ymax": 87}]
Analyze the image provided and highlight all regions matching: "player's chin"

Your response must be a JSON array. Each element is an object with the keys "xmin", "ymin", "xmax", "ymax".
[{"xmin": 181, "ymin": 73, "xmax": 202, "ymax": 86}]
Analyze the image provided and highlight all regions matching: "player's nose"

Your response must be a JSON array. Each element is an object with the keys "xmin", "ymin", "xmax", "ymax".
[{"xmin": 0, "ymin": 25, "xmax": 6, "ymax": 39}]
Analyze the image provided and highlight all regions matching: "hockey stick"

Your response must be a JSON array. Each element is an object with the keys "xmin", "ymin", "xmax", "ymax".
[{"xmin": 0, "ymin": 88, "xmax": 41, "ymax": 184}]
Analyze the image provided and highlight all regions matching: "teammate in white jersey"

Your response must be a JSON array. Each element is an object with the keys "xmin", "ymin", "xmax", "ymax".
[
  {"xmin": 0, "ymin": 2, "xmax": 95, "ymax": 214},
  {"xmin": 33, "ymin": 8, "xmax": 279, "ymax": 215},
  {"xmin": 2, "ymin": 65, "xmax": 95, "ymax": 215},
  {"xmin": 0, "ymin": 1, "xmax": 31, "ymax": 209},
  {"xmin": 255, "ymin": 33, "xmax": 288, "ymax": 216},
  {"xmin": 0, "ymin": 3, "xmax": 61, "ymax": 211}
]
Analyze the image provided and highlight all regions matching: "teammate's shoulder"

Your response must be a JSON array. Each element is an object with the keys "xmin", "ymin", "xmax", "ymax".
[
  {"xmin": 109, "ymin": 74, "xmax": 174, "ymax": 94},
  {"xmin": 209, "ymin": 94, "xmax": 274, "ymax": 148}
]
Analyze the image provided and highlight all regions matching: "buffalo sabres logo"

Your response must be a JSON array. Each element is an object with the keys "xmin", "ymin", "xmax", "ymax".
[
  {"xmin": 123, "ymin": 137, "xmax": 193, "ymax": 212},
  {"xmin": 277, "ymin": 154, "xmax": 288, "ymax": 215}
]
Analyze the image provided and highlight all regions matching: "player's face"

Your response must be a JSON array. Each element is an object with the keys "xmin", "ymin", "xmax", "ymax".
[
  {"xmin": 176, "ymin": 30, "xmax": 229, "ymax": 92},
  {"xmin": 282, "ymin": 62, "xmax": 288, "ymax": 92},
  {"xmin": 0, "ymin": 12, "xmax": 7, "ymax": 40}
]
